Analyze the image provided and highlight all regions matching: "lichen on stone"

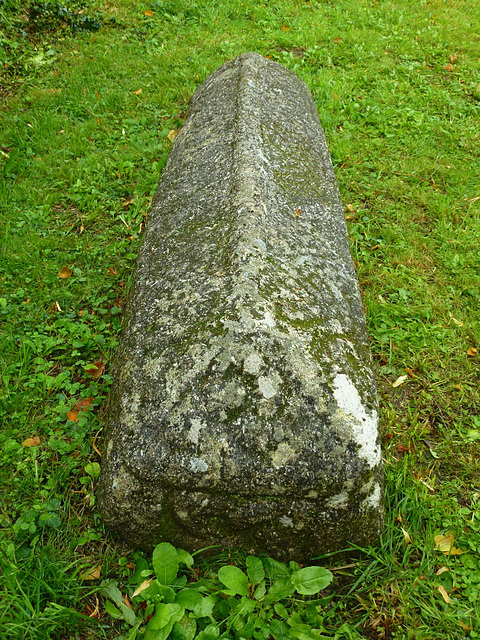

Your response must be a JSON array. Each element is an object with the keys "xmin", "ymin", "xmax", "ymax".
[{"xmin": 98, "ymin": 52, "xmax": 384, "ymax": 561}]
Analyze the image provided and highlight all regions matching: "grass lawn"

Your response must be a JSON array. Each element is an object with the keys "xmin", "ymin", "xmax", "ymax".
[{"xmin": 1, "ymin": 0, "xmax": 479, "ymax": 638}]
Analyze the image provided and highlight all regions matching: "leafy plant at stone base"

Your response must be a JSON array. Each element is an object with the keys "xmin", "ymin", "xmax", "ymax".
[{"xmin": 100, "ymin": 542, "xmax": 337, "ymax": 640}]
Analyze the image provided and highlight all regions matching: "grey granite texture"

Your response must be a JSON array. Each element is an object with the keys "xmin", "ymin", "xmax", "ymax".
[{"xmin": 98, "ymin": 52, "xmax": 384, "ymax": 561}]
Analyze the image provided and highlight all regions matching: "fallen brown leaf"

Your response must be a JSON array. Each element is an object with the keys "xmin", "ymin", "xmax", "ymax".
[
  {"xmin": 434, "ymin": 533, "xmax": 463, "ymax": 556},
  {"xmin": 22, "ymin": 436, "xmax": 41, "ymax": 447},
  {"xmin": 392, "ymin": 375, "xmax": 407, "ymax": 388},
  {"xmin": 449, "ymin": 54, "xmax": 457, "ymax": 63},
  {"xmin": 144, "ymin": 10, "xmax": 153, "ymax": 16},
  {"xmin": 93, "ymin": 429, "xmax": 102, "ymax": 458},
  {"xmin": 467, "ymin": 347, "xmax": 478, "ymax": 357},
  {"xmin": 76, "ymin": 397, "xmax": 94, "ymax": 411},
  {"xmin": 282, "ymin": 22, "xmax": 290, "ymax": 31},
  {"xmin": 58, "ymin": 267, "xmax": 73, "ymax": 279},
  {"xmin": 133, "ymin": 88, "xmax": 142, "ymax": 95},
  {"xmin": 401, "ymin": 527, "xmax": 411, "ymax": 545},
  {"xmin": 133, "ymin": 578, "xmax": 153, "ymax": 598},
  {"xmin": 67, "ymin": 410, "xmax": 79, "ymax": 422},
  {"xmin": 86, "ymin": 595, "xmax": 100, "ymax": 618},
  {"xmin": 123, "ymin": 594, "xmax": 134, "ymax": 610},
  {"xmin": 80, "ymin": 565, "xmax": 102, "ymax": 581},
  {"xmin": 166, "ymin": 129, "xmax": 178, "ymax": 142},
  {"xmin": 86, "ymin": 361, "xmax": 105, "ymax": 379},
  {"xmin": 444, "ymin": 64, "xmax": 454, "ymax": 72}
]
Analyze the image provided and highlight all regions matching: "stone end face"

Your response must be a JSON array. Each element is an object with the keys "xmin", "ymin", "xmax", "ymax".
[{"xmin": 98, "ymin": 53, "xmax": 384, "ymax": 560}]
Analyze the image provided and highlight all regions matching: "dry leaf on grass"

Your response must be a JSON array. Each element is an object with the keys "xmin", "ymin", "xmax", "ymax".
[
  {"xmin": 467, "ymin": 347, "xmax": 478, "ymax": 357},
  {"xmin": 401, "ymin": 527, "xmax": 411, "ymax": 545},
  {"xmin": 80, "ymin": 565, "xmax": 102, "ymax": 581},
  {"xmin": 58, "ymin": 267, "xmax": 72, "ymax": 279},
  {"xmin": 133, "ymin": 578, "xmax": 153, "ymax": 597},
  {"xmin": 166, "ymin": 129, "xmax": 178, "ymax": 142},
  {"xmin": 437, "ymin": 584, "xmax": 450, "ymax": 603},
  {"xmin": 85, "ymin": 595, "xmax": 100, "ymax": 618},
  {"xmin": 434, "ymin": 532, "xmax": 463, "ymax": 556},
  {"xmin": 85, "ymin": 361, "xmax": 105, "ymax": 379},
  {"xmin": 22, "ymin": 436, "xmax": 41, "ymax": 447},
  {"xmin": 76, "ymin": 397, "xmax": 94, "ymax": 411},
  {"xmin": 392, "ymin": 375, "xmax": 407, "ymax": 388}
]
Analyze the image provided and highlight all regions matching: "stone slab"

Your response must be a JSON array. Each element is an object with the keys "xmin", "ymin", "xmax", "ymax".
[{"xmin": 98, "ymin": 52, "xmax": 384, "ymax": 560}]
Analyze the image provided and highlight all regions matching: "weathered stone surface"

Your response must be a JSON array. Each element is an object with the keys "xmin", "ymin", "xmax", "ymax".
[{"xmin": 98, "ymin": 52, "xmax": 384, "ymax": 560}]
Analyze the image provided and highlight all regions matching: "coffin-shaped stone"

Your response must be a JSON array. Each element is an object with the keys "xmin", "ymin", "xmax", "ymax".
[{"xmin": 98, "ymin": 53, "xmax": 384, "ymax": 560}]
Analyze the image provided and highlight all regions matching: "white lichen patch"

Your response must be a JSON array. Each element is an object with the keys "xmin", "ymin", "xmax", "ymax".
[
  {"xmin": 279, "ymin": 515, "xmax": 294, "ymax": 527},
  {"xmin": 326, "ymin": 492, "xmax": 348, "ymax": 508},
  {"xmin": 187, "ymin": 418, "xmax": 205, "ymax": 445},
  {"xmin": 332, "ymin": 374, "xmax": 381, "ymax": 466},
  {"xmin": 272, "ymin": 442, "xmax": 296, "ymax": 469},
  {"xmin": 165, "ymin": 369, "xmax": 181, "ymax": 404},
  {"xmin": 252, "ymin": 237, "xmax": 267, "ymax": 253},
  {"xmin": 121, "ymin": 392, "xmax": 141, "ymax": 428},
  {"xmin": 258, "ymin": 374, "xmax": 281, "ymax": 399},
  {"xmin": 222, "ymin": 382, "xmax": 246, "ymax": 408},
  {"xmin": 244, "ymin": 352, "xmax": 264, "ymax": 375},
  {"xmin": 294, "ymin": 255, "xmax": 309, "ymax": 267},
  {"xmin": 328, "ymin": 319, "xmax": 344, "ymax": 334},
  {"xmin": 189, "ymin": 457, "xmax": 209, "ymax": 473},
  {"xmin": 143, "ymin": 357, "xmax": 162, "ymax": 378},
  {"xmin": 362, "ymin": 482, "xmax": 382, "ymax": 509},
  {"xmin": 262, "ymin": 311, "xmax": 276, "ymax": 328}
]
